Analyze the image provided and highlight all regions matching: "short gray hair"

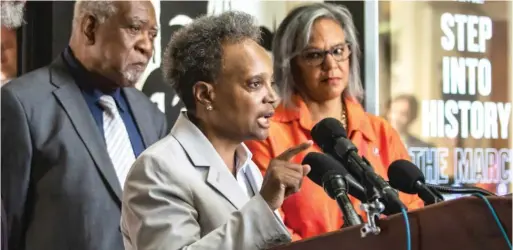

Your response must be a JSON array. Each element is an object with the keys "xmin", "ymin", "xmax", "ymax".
[
  {"xmin": 72, "ymin": 0, "xmax": 117, "ymax": 30},
  {"xmin": 162, "ymin": 11, "xmax": 261, "ymax": 111},
  {"xmin": 0, "ymin": 1, "xmax": 25, "ymax": 29},
  {"xmin": 273, "ymin": 3, "xmax": 363, "ymax": 107}
]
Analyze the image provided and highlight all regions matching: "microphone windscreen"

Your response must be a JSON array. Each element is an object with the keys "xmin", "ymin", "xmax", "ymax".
[
  {"xmin": 387, "ymin": 159, "xmax": 425, "ymax": 194},
  {"xmin": 303, "ymin": 152, "xmax": 346, "ymax": 187},
  {"xmin": 310, "ymin": 118, "xmax": 347, "ymax": 151}
]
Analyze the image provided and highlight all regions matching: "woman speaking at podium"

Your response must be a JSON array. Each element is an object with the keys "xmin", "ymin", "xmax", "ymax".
[
  {"xmin": 245, "ymin": 3, "xmax": 424, "ymax": 240},
  {"xmin": 120, "ymin": 11, "xmax": 314, "ymax": 250}
]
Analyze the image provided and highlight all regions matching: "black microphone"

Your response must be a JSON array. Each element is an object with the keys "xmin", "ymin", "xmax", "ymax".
[
  {"xmin": 388, "ymin": 159, "xmax": 444, "ymax": 205},
  {"xmin": 310, "ymin": 118, "xmax": 405, "ymax": 214},
  {"xmin": 303, "ymin": 151, "xmax": 367, "ymax": 202},
  {"xmin": 303, "ymin": 152, "xmax": 363, "ymax": 227}
]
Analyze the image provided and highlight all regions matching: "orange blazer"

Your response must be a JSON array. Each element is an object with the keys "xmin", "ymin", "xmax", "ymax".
[{"xmin": 245, "ymin": 95, "xmax": 424, "ymax": 240}]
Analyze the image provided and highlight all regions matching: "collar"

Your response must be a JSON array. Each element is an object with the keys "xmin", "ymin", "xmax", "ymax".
[
  {"xmin": 171, "ymin": 112, "xmax": 253, "ymax": 210},
  {"xmin": 171, "ymin": 112, "xmax": 253, "ymax": 167},
  {"xmin": 272, "ymin": 94, "xmax": 377, "ymax": 142},
  {"xmin": 234, "ymin": 143, "xmax": 253, "ymax": 174},
  {"xmin": 62, "ymin": 46, "xmax": 127, "ymax": 112}
]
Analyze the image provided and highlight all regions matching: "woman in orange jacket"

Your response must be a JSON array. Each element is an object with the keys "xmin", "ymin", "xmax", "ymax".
[{"xmin": 245, "ymin": 3, "xmax": 424, "ymax": 241}]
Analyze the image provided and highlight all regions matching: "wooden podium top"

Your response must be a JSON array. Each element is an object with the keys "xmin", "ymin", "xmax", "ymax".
[{"xmin": 271, "ymin": 196, "xmax": 512, "ymax": 250}]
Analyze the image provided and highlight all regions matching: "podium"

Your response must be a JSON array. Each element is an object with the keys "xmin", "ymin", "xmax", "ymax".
[{"xmin": 271, "ymin": 196, "xmax": 512, "ymax": 250}]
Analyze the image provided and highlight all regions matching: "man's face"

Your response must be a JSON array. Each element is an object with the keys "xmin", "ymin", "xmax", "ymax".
[
  {"xmin": 0, "ymin": 0, "xmax": 25, "ymax": 29},
  {"xmin": 387, "ymin": 98, "xmax": 411, "ymax": 133},
  {"xmin": 91, "ymin": 1, "xmax": 157, "ymax": 88},
  {"xmin": 1, "ymin": 27, "xmax": 17, "ymax": 84},
  {"xmin": 1, "ymin": 0, "xmax": 25, "ymax": 85}
]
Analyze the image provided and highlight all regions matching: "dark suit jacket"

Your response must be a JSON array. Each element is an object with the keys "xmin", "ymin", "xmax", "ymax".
[
  {"xmin": 2, "ymin": 199, "xmax": 7, "ymax": 250},
  {"xmin": 1, "ymin": 55, "xmax": 168, "ymax": 250}
]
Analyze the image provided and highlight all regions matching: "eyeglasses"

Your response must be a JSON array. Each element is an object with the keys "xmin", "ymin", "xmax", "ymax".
[{"xmin": 299, "ymin": 43, "xmax": 352, "ymax": 66}]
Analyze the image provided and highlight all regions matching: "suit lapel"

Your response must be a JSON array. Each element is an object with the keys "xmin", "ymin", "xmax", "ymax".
[
  {"xmin": 204, "ymin": 165, "xmax": 248, "ymax": 209},
  {"xmin": 123, "ymin": 88, "xmax": 152, "ymax": 148},
  {"xmin": 172, "ymin": 114, "xmax": 249, "ymax": 210},
  {"xmin": 50, "ymin": 58, "xmax": 122, "ymax": 204}
]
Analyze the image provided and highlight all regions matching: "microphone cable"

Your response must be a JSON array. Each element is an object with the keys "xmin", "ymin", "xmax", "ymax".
[
  {"xmin": 472, "ymin": 193, "xmax": 511, "ymax": 249},
  {"xmin": 425, "ymin": 183, "xmax": 496, "ymax": 196},
  {"xmin": 400, "ymin": 207, "xmax": 411, "ymax": 250}
]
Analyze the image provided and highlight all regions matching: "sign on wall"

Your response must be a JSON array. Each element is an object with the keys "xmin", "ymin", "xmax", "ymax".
[{"xmin": 139, "ymin": 0, "xmax": 322, "ymax": 126}]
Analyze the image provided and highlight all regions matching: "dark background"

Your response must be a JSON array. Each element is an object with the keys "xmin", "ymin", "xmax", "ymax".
[{"xmin": 17, "ymin": 1, "xmax": 366, "ymax": 127}]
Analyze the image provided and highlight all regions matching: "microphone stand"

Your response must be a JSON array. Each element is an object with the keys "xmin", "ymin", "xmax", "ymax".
[
  {"xmin": 418, "ymin": 182, "xmax": 444, "ymax": 205},
  {"xmin": 360, "ymin": 199, "xmax": 385, "ymax": 237},
  {"xmin": 323, "ymin": 175, "xmax": 362, "ymax": 227},
  {"xmin": 359, "ymin": 168, "xmax": 386, "ymax": 237}
]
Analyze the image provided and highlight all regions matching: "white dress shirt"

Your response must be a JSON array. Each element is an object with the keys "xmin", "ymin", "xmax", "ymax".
[
  {"xmin": 234, "ymin": 144, "xmax": 284, "ymax": 221},
  {"xmin": 234, "ymin": 145, "xmax": 256, "ymax": 198}
]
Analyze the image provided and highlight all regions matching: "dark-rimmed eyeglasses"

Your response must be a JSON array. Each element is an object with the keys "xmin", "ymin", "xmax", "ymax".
[{"xmin": 300, "ymin": 43, "xmax": 352, "ymax": 66}]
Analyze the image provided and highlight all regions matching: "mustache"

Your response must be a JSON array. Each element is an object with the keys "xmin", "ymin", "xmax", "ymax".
[{"xmin": 1, "ymin": 2, "xmax": 25, "ymax": 29}]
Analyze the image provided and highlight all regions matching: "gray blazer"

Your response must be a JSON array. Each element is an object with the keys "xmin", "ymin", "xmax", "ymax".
[
  {"xmin": 121, "ymin": 113, "xmax": 291, "ymax": 250},
  {"xmin": 1, "ymin": 56, "xmax": 168, "ymax": 250}
]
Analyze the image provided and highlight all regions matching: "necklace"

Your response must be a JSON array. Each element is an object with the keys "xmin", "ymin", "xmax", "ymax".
[{"xmin": 341, "ymin": 106, "xmax": 348, "ymax": 130}]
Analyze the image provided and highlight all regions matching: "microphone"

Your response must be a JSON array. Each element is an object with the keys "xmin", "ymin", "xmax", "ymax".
[
  {"xmin": 387, "ymin": 159, "xmax": 444, "ymax": 205},
  {"xmin": 303, "ymin": 151, "xmax": 367, "ymax": 202},
  {"xmin": 303, "ymin": 152, "xmax": 363, "ymax": 227},
  {"xmin": 310, "ymin": 118, "xmax": 405, "ymax": 214}
]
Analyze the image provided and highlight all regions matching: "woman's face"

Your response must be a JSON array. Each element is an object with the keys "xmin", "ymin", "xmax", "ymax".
[
  {"xmin": 292, "ymin": 18, "xmax": 351, "ymax": 103},
  {"xmin": 202, "ymin": 39, "xmax": 277, "ymax": 142}
]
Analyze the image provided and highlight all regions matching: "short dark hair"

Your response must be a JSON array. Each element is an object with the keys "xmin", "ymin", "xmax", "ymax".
[
  {"xmin": 162, "ymin": 11, "xmax": 261, "ymax": 111},
  {"xmin": 387, "ymin": 94, "xmax": 419, "ymax": 123}
]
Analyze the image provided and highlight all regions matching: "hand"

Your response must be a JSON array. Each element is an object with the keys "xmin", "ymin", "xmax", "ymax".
[{"xmin": 260, "ymin": 141, "xmax": 313, "ymax": 210}]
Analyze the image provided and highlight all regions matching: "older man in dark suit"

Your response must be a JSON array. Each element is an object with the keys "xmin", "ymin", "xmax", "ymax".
[
  {"xmin": 1, "ymin": 1, "xmax": 167, "ymax": 250},
  {"xmin": 1, "ymin": 0, "xmax": 25, "ymax": 85},
  {"xmin": 1, "ymin": 1, "xmax": 26, "ymax": 250}
]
